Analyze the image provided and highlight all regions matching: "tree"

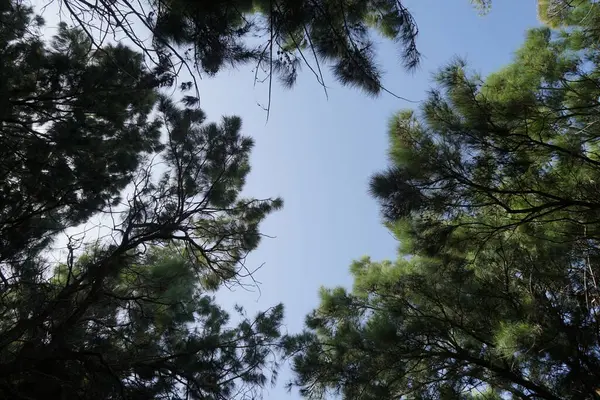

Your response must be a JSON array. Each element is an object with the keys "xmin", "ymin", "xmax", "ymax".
[
  {"xmin": 6, "ymin": 244, "xmax": 285, "ymax": 399},
  {"xmin": 369, "ymin": 17, "xmax": 600, "ymax": 252},
  {"xmin": 57, "ymin": 0, "xmax": 421, "ymax": 97},
  {"xmin": 0, "ymin": 0, "xmax": 174, "ymax": 267},
  {"xmin": 286, "ymin": 223, "xmax": 600, "ymax": 399},
  {"xmin": 534, "ymin": 0, "xmax": 600, "ymax": 28},
  {"xmin": 474, "ymin": 0, "xmax": 593, "ymax": 28},
  {"xmin": 0, "ymin": 3, "xmax": 285, "ymax": 398},
  {"xmin": 286, "ymin": 10, "xmax": 600, "ymax": 400}
]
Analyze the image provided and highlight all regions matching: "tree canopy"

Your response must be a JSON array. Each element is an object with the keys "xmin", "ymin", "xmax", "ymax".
[
  {"xmin": 57, "ymin": 0, "xmax": 421, "ymax": 97},
  {"xmin": 536, "ymin": 0, "xmax": 594, "ymax": 28},
  {"xmin": 0, "ymin": 1, "xmax": 168, "ymax": 266},
  {"xmin": 0, "ymin": 2, "xmax": 285, "ymax": 398},
  {"xmin": 287, "ymin": 232, "xmax": 600, "ymax": 399},
  {"xmin": 286, "ymin": 4, "xmax": 600, "ymax": 400},
  {"xmin": 369, "ymin": 11, "xmax": 600, "ymax": 251}
]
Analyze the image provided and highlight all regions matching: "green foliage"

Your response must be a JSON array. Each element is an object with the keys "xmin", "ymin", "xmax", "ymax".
[
  {"xmin": 0, "ymin": 3, "xmax": 284, "ymax": 398},
  {"xmin": 288, "ymin": 228, "xmax": 600, "ymax": 399},
  {"xmin": 9, "ymin": 245, "xmax": 285, "ymax": 399},
  {"xmin": 470, "ymin": 0, "xmax": 586, "ymax": 26},
  {"xmin": 536, "ymin": 0, "xmax": 593, "ymax": 28},
  {"xmin": 0, "ymin": 1, "xmax": 167, "ymax": 264},
  {"xmin": 287, "ymin": 8, "xmax": 600, "ymax": 400},
  {"xmin": 61, "ymin": 0, "xmax": 420, "ymax": 95},
  {"xmin": 369, "ymin": 20, "xmax": 600, "ymax": 251}
]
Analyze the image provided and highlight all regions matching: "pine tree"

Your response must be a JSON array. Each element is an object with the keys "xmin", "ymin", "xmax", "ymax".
[
  {"xmin": 287, "ymin": 226, "xmax": 600, "ymax": 399},
  {"xmin": 58, "ymin": 0, "xmax": 420, "ymax": 95},
  {"xmin": 536, "ymin": 0, "xmax": 593, "ymax": 27},
  {"xmin": 0, "ymin": 4, "xmax": 284, "ymax": 398},
  {"xmin": 369, "ymin": 15, "xmax": 600, "ymax": 251},
  {"xmin": 472, "ymin": 1, "xmax": 592, "ymax": 29},
  {"xmin": 286, "ymin": 7, "xmax": 600, "ymax": 400},
  {"xmin": 0, "ymin": 1, "xmax": 168, "ymax": 266},
  {"xmin": 7, "ymin": 244, "xmax": 285, "ymax": 399}
]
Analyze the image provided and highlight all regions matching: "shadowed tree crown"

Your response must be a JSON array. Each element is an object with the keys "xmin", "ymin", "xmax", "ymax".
[
  {"xmin": 58, "ymin": 0, "xmax": 421, "ymax": 95},
  {"xmin": 0, "ymin": 3, "xmax": 285, "ymax": 398}
]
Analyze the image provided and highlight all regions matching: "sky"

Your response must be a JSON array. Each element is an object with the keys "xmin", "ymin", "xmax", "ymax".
[{"xmin": 32, "ymin": 0, "xmax": 540, "ymax": 398}]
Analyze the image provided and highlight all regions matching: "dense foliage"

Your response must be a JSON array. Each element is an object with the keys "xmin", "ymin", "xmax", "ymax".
[
  {"xmin": 58, "ymin": 0, "xmax": 421, "ymax": 96},
  {"xmin": 0, "ymin": 1, "xmax": 166, "ymax": 266},
  {"xmin": 287, "ymin": 2, "xmax": 600, "ymax": 399},
  {"xmin": 0, "ymin": 2, "xmax": 284, "ymax": 398}
]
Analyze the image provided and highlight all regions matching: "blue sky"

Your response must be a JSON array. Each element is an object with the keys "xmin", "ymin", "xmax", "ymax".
[
  {"xmin": 195, "ymin": 1, "xmax": 540, "ymax": 398},
  {"xmin": 33, "ymin": 0, "xmax": 539, "ymax": 398}
]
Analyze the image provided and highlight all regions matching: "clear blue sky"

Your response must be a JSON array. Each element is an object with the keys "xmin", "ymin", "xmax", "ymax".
[{"xmin": 33, "ymin": 0, "xmax": 540, "ymax": 398}]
